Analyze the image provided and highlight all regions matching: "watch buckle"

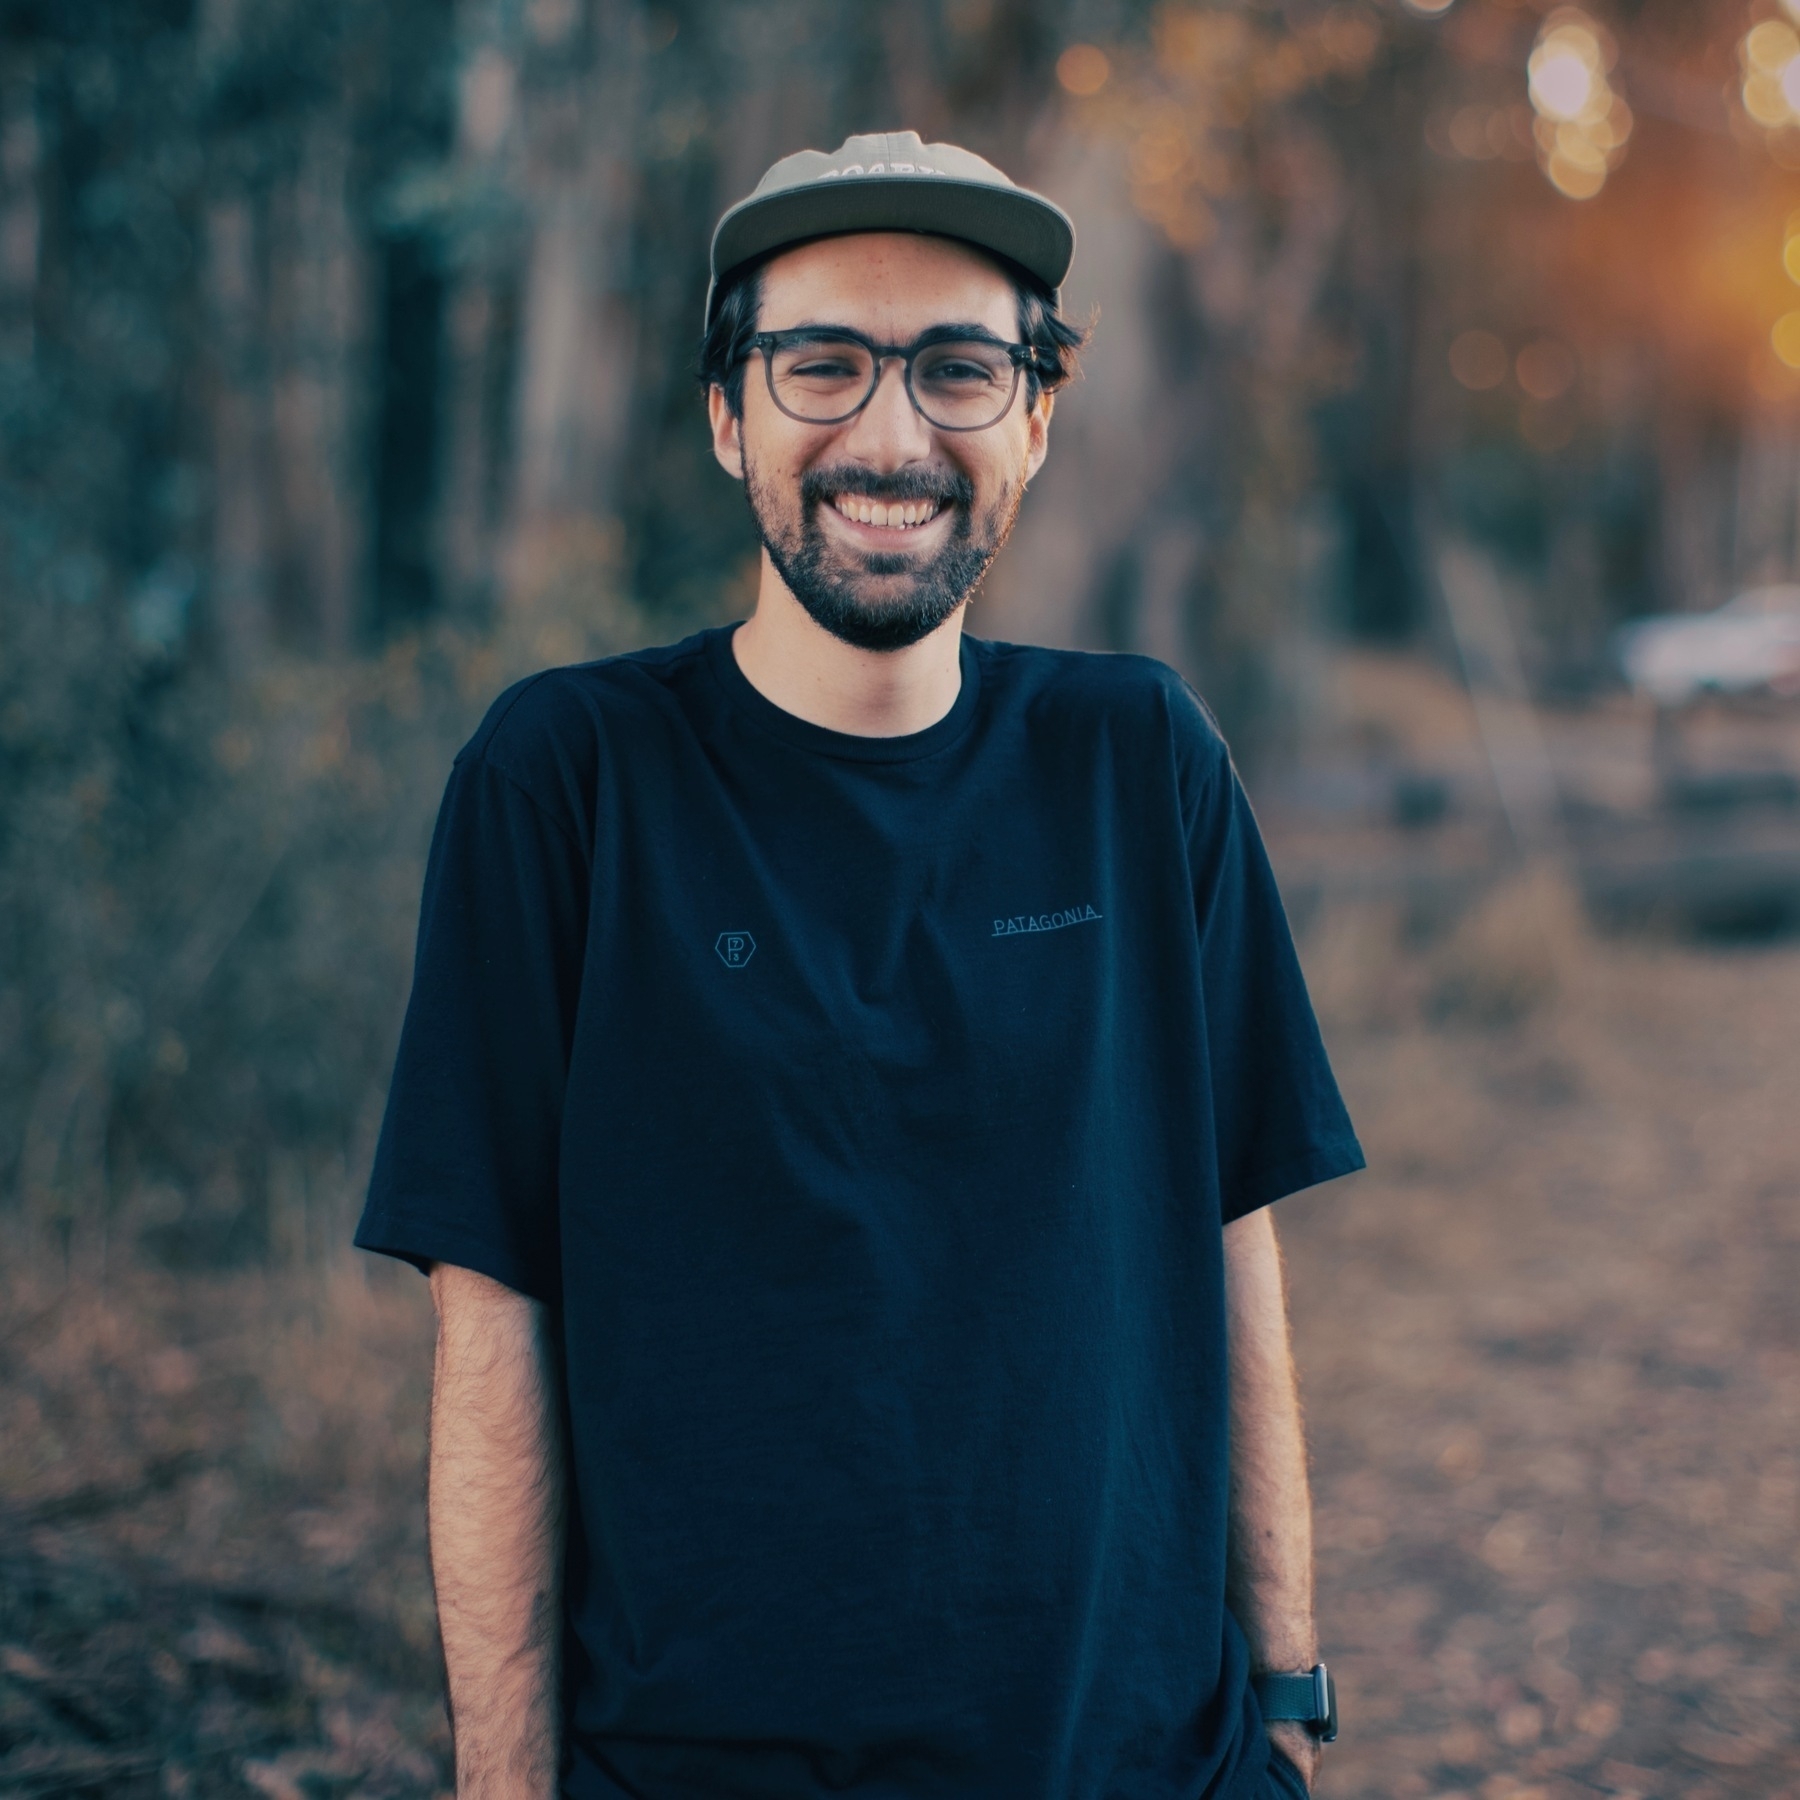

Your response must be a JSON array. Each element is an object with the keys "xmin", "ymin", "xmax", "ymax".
[{"xmin": 1313, "ymin": 1662, "xmax": 1339, "ymax": 1744}]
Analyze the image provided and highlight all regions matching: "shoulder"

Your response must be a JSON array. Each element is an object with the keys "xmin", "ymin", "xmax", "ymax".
[
  {"xmin": 458, "ymin": 634, "xmax": 713, "ymax": 780},
  {"xmin": 451, "ymin": 633, "xmax": 714, "ymax": 833},
  {"xmin": 972, "ymin": 639, "xmax": 1230, "ymax": 772}
]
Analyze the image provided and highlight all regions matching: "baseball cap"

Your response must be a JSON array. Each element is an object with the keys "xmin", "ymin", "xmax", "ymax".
[{"xmin": 706, "ymin": 129, "xmax": 1076, "ymax": 328}]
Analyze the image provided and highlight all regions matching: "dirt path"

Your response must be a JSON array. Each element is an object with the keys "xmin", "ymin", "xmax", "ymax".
[{"xmin": 1286, "ymin": 918, "xmax": 1800, "ymax": 1800}]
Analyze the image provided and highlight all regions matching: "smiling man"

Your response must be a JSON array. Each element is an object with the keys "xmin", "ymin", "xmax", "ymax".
[{"xmin": 356, "ymin": 131, "xmax": 1363, "ymax": 1800}]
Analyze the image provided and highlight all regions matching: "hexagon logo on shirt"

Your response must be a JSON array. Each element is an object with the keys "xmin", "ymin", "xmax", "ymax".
[{"xmin": 715, "ymin": 931, "xmax": 756, "ymax": 969}]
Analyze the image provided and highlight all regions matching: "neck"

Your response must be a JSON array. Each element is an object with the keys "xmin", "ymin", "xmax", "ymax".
[{"xmin": 730, "ymin": 551, "xmax": 965, "ymax": 737}]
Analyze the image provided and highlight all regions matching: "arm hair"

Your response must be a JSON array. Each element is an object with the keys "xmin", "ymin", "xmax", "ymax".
[
  {"xmin": 1223, "ymin": 1208, "xmax": 1321, "ymax": 1789},
  {"xmin": 428, "ymin": 1261, "xmax": 566, "ymax": 1796}
]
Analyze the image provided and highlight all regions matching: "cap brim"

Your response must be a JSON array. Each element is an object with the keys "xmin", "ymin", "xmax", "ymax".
[{"xmin": 708, "ymin": 177, "xmax": 1074, "ymax": 325}]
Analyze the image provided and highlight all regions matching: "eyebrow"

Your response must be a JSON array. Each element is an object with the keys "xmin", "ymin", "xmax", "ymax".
[{"xmin": 774, "ymin": 320, "xmax": 1010, "ymax": 343}]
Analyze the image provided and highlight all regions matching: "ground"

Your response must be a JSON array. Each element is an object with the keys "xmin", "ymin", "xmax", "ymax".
[
  {"xmin": 1289, "ymin": 886, "xmax": 1799, "ymax": 1800},
  {"xmin": 1, "ymin": 892, "xmax": 1796, "ymax": 1798}
]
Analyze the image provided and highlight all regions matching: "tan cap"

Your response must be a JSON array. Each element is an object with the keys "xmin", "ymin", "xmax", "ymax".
[{"xmin": 706, "ymin": 130, "xmax": 1075, "ymax": 327}]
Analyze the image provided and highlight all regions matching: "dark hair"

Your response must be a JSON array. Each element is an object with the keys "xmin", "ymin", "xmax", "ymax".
[{"xmin": 698, "ymin": 246, "xmax": 1091, "ymax": 418}]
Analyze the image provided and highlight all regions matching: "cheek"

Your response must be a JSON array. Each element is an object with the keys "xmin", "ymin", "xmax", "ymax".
[
  {"xmin": 741, "ymin": 439, "xmax": 797, "ymax": 506},
  {"xmin": 741, "ymin": 416, "xmax": 828, "ymax": 502},
  {"xmin": 969, "ymin": 428, "xmax": 1034, "ymax": 502},
  {"xmin": 739, "ymin": 392, "xmax": 794, "ymax": 471}
]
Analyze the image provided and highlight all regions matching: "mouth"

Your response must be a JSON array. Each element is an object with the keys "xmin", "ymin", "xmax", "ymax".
[{"xmin": 824, "ymin": 492, "xmax": 950, "ymax": 538}]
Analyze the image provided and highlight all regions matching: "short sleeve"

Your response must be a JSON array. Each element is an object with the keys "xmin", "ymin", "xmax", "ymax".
[
  {"xmin": 1188, "ymin": 753, "xmax": 1364, "ymax": 1222},
  {"xmin": 355, "ymin": 751, "xmax": 589, "ymax": 1302}
]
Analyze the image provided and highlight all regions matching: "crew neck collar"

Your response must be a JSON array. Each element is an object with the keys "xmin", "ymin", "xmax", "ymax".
[{"xmin": 704, "ymin": 623, "xmax": 982, "ymax": 763}]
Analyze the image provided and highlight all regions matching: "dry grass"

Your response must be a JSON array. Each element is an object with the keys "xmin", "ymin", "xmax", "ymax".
[
  {"xmin": 3, "ymin": 888, "xmax": 1797, "ymax": 1798},
  {"xmin": 0, "ymin": 1257, "xmax": 444, "ymax": 1796}
]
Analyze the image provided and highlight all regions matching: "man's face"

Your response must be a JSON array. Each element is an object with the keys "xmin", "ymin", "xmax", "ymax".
[{"xmin": 709, "ymin": 233, "xmax": 1053, "ymax": 653}]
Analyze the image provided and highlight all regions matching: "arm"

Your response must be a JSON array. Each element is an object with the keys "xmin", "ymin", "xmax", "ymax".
[
  {"xmin": 428, "ymin": 1261, "xmax": 566, "ymax": 1796},
  {"xmin": 1223, "ymin": 1207, "xmax": 1320, "ymax": 1790}
]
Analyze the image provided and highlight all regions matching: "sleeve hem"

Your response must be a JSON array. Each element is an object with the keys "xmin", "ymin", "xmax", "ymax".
[
  {"xmin": 1222, "ymin": 1137, "xmax": 1366, "ymax": 1223},
  {"xmin": 353, "ymin": 1210, "xmax": 559, "ymax": 1306}
]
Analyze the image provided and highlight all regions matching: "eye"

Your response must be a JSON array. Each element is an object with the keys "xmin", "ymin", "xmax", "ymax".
[
  {"xmin": 789, "ymin": 355, "xmax": 861, "ymax": 379},
  {"xmin": 915, "ymin": 343, "xmax": 1010, "ymax": 387},
  {"xmin": 773, "ymin": 338, "xmax": 873, "ymax": 386}
]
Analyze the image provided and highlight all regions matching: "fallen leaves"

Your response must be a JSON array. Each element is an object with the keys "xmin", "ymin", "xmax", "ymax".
[{"xmin": 1287, "ymin": 919, "xmax": 1800, "ymax": 1796}]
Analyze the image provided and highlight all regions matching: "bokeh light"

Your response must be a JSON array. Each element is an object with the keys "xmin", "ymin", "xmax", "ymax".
[
  {"xmin": 1056, "ymin": 44, "xmax": 1111, "ymax": 97},
  {"xmin": 1742, "ymin": 19, "xmax": 1800, "ymax": 127},
  {"xmin": 1079, "ymin": 8, "xmax": 1384, "ymax": 255},
  {"xmin": 1773, "ymin": 311, "xmax": 1800, "ymax": 370},
  {"xmin": 1527, "ymin": 11, "xmax": 1629, "ymax": 200},
  {"xmin": 1449, "ymin": 329, "xmax": 1509, "ymax": 390},
  {"xmin": 1529, "ymin": 46, "xmax": 1593, "ymax": 121},
  {"xmin": 1401, "ymin": 0, "xmax": 1456, "ymax": 15},
  {"xmin": 1516, "ymin": 338, "xmax": 1578, "ymax": 401}
]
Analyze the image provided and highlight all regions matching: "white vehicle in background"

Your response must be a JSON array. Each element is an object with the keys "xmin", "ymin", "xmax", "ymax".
[{"xmin": 1615, "ymin": 585, "xmax": 1800, "ymax": 705}]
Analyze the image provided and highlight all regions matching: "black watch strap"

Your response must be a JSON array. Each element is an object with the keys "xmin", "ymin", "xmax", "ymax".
[{"xmin": 1252, "ymin": 1664, "xmax": 1338, "ymax": 1743}]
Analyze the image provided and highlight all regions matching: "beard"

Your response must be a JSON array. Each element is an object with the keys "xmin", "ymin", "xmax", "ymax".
[{"xmin": 742, "ymin": 454, "xmax": 1024, "ymax": 653}]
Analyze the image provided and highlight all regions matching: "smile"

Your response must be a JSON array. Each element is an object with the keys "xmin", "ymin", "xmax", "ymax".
[{"xmin": 829, "ymin": 494, "xmax": 945, "ymax": 531}]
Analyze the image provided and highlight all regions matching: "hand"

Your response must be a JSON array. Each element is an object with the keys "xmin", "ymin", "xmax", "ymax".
[{"xmin": 1267, "ymin": 1719, "xmax": 1320, "ymax": 1791}]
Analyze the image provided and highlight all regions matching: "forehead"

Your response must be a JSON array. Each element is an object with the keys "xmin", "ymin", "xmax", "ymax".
[{"xmin": 757, "ymin": 232, "xmax": 1018, "ymax": 338}]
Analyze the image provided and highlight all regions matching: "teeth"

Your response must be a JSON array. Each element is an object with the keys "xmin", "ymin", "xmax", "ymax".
[{"xmin": 832, "ymin": 496, "xmax": 941, "ymax": 528}]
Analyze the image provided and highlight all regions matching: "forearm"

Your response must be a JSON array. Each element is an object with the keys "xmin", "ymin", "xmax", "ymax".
[
  {"xmin": 428, "ymin": 1262, "xmax": 566, "ymax": 1796},
  {"xmin": 1223, "ymin": 1208, "xmax": 1319, "ymax": 1786}
]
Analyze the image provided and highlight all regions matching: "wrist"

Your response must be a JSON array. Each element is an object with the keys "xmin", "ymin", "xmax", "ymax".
[
  {"xmin": 1247, "ymin": 1629, "xmax": 1319, "ymax": 1670},
  {"xmin": 1251, "ymin": 1659, "xmax": 1336, "ymax": 1787}
]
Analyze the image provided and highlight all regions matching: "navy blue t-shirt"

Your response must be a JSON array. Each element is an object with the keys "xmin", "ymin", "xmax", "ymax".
[{"xmin": 357, "ymin": 625, "xmax": 1362, "ymax": 1800}]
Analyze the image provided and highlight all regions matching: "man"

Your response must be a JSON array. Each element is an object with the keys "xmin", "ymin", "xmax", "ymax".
[{"xmin": 357, "ymin": 130, "xmax": 1363, "ymax": 1800}]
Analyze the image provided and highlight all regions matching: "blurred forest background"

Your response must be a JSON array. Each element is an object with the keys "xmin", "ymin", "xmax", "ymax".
[
  {"xmin": 3, "ymin": 0, "xmax": 1799, "ymax": 1795},
  {"xmin": 3, "ymin": 0, "xmax": 1796, "ymax": 1264}
]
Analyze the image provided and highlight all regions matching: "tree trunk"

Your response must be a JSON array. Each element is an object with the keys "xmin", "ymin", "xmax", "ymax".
[
  {"xmin": 506, "ymin": 3, "xmax": 643, "ymax": 592},
  {"xmin": 0, "ymin": 49, "xmax": 40, "ymax": 363},
  {"xmin": 267, "ymin": 115, "xmax": 366, "ymax": 656},
  {"xmin": 206, "ymin": 196, "xmax": 273, "ymax": 673}
]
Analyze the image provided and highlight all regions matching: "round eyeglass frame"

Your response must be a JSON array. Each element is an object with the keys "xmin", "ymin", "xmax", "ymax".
[{"xmin": 747, "ymin": 327, "xmax": 1050, "ymax": 433}]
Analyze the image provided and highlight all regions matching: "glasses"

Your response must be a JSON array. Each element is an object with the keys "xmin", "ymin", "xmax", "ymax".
[{"xmin": 748, "ymin": 327, "xmax": 1050, "ymax": 433}]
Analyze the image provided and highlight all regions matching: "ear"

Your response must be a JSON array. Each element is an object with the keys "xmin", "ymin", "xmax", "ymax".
[
  {"xmin": 1023, "ymin": 390, "xmax": 1055, "ymax": 486},
  {"xmin": 709, "ymin": 385, "xmax": 746, "ymax": 482}
]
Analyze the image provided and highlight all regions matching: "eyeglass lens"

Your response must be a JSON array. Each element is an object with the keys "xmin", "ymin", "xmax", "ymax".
[{"xmin": 768, "ymin": 335, "xmax": 1019, "ymax": 430}]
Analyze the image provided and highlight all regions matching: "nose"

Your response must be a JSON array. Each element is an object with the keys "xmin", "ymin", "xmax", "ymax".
[{"xmin": 840, "ymin": 354, "xmax": 934, "ymax": 468}]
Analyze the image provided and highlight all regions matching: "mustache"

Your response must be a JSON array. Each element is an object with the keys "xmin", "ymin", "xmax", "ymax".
[{"xmin": 800, "ymin": 464, "xmax": 975, "ymax": 509}]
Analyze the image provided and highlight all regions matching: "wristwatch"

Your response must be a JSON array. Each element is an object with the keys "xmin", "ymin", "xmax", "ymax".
[{"xmin": 1252, "ymin": 1664, "xmax": 1338, "ymax": 1743}]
